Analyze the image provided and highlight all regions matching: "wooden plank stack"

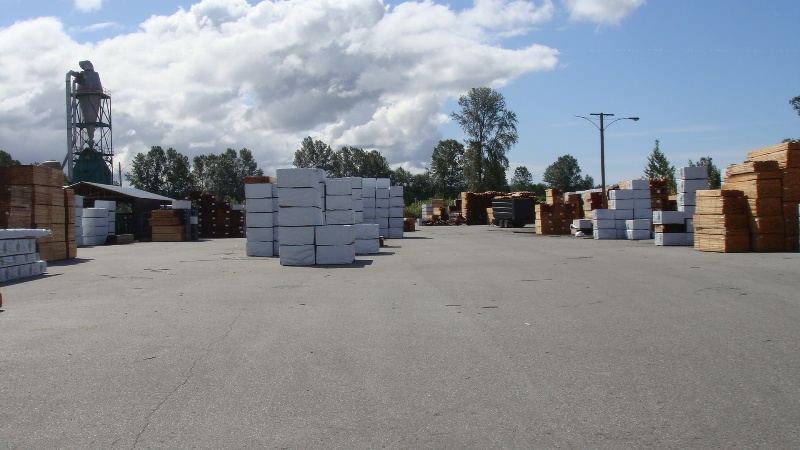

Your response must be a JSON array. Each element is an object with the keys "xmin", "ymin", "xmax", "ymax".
[
  {"xmin": 717, "ymin": 141, "xmax": 800, "ymax": 251},
  {"xmin": 536, "ymin": 189, "xmax": 571, "ymax": 235},
  {"xmin": 581, "ymin": 191, "xmax": 603, "ymax": 220},
  {"xmin": 149, "ymin": 210, "xmax": 185, "ymax": 242},
  {"xmin": 650, "ymin": 178, "xmax": 671, "ymax": 211},
  {"xmin": 0, "ymin": 165, "xmax": 75, "ymax": 261},
  {"xmin": 693, "ymin": 190, "xmax": 750, "ymax": 252},
  {"xmin": 460, "ymin": 191, "xmax": 505, "ymax": 224}
]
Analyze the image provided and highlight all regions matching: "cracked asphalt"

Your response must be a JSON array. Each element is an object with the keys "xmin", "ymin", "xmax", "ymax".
[{"xmin": 1, "ymin": 226, "xmax": 799, "ymax": 448}]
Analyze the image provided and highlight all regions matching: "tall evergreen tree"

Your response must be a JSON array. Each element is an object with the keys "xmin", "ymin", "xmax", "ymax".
[
  {"xmin": 451, "ymin": 87, "xmax": 518, "ymax": 191},
  {"xmin": 643, "ymin": 139, "xmax": 676, "ymax": 194},
  {"xmin": 0, "ymin": 149, "xmax": 21, "ymax": 166}
]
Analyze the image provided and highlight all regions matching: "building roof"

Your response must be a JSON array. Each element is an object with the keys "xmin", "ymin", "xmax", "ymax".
[{"xmin": 67, "ymin": 182, "xmax": 174, "ymax": 202}]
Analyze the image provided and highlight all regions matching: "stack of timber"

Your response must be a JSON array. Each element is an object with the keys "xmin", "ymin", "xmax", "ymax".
[
  {"xmin": 581, "ymin": 191, "xmax": 603, "ymax": 220},
  {"xmin": 421, "ymin": 199, "xmax": 445, "ymax": 222},
  {"xmin": 536, "ymin": 189, "xmax": 571, "ymax": 235},
  {"xmin": 650, "ymin": 178, "xmax": 671, "ymax": 211},
  {"xmin": 460, "ymin": 191, "xmax": 505, "ymax": 224},
  {"xmin": 693, "ymin": 190, "xmax": 750, "ymax": 253},
  {"xmin": 722, "ymin": 160, "xmax": 784, "ymax": 252},
  {"xmin": 149, "ymin": 209, "xmax": 185, "ymax": 242},
  {"xmin": 747, "ymin": 142, "xmax": 800, "ymax": 251},
  {"xmin": 0, "ymin": 165, "xmax": 75, "ymax": 262}
]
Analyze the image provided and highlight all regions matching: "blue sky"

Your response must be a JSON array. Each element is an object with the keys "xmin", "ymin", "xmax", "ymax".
[{"xmin": 1, "ymin": 0, "xmax": 798, "ymax": 186}]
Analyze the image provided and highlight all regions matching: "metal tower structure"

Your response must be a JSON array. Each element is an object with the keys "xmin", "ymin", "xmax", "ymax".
[{"xmin": 65, "ymin": 60, "xmax": 113, "ymax": 184}]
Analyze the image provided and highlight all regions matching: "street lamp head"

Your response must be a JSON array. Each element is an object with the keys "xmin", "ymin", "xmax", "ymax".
[{"xmin": 629, "ymin": 117, "xmax": 640, "ymax": 121}]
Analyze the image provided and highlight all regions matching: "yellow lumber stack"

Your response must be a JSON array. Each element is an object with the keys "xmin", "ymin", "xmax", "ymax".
[
  {"xmin": 460, "ymin": 191, "xmax": 505, "ymax": 224},
  {"xmin": 693, "ymin": 190, "xmax": 750, "ymax": 253},
  {"xmin": 149, "ymin": 210, "xmax": 185, "ymax": 242},
  {"xmin": 721, "ymin": 142, "xmax": 800, "ymax": 251},
  {"xmin": 536, "ymin": 189, "xmax": 571, "ymax": 235}
]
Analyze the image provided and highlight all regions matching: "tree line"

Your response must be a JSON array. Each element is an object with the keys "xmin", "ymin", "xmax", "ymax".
[{"xmin": 125, "ymin": 146, "xmax": 263, "ymax": 202}]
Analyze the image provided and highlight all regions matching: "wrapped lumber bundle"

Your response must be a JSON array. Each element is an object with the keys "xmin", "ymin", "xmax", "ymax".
[
  {"xmin": 693, "ymin": 190, "xmax": 750, "ymax": 252},
  {"xmin": 545, "ymin": 188, "xmax": 563, "ymax": 204},
  {"xmin": 782, "ymin": 168, "xmax": 800, "ymax": 251},
  {"xmin": 723, "ymin": 160, "xmax": 784, "ymax": 252}
]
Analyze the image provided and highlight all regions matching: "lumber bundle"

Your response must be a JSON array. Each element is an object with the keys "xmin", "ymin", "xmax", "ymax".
[
  {"xmin": 0, "ymin": 165, "xmax": 75, "ymax": 261},
  {"xmin": 149, "ymin": 210, "xmax": 185, "ymax": 242},
  {"xmin": 693, "ymin": 190, "xmax": 750, "ymax": 252},
  {"xmin": 581, "ymin": 191, "xmax": 603, "ymax": 220},
  {"xmin": 746, "ymin": 141, "xmax": 800, "ymax": 168},
  {"xmin": 722, "ymin": 148, "xmax": 792, "ymax": 252},
  {"xmin": 185, "ymin": 192, "xmax": 244, "ymax": 238},
  {"xmin": 460, "ymin": 191, "xmax": 505, "ymax": 224},
  {"xmin": 649, "ymin": 178, "xmax": 671, "ymax": 211}
]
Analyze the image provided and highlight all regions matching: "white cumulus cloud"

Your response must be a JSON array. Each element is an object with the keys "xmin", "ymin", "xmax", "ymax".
[
  {"xmin": 562, "ymin": 0, "xmax": 645, "ymax": 25},
  {"xmin": 0, "ymin": 0, "xmax": 559, "ymax": 174},
  {"xmin": 75, "ymin": 0, "xmax": 104, "ymax": 13}
]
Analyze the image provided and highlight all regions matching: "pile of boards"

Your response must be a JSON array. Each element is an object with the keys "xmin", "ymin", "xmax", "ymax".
[
  {"xmin": 0, "ymin": 229, "xmax": 49, "ymax": 283},
  {"xmin": 696, "ymin": 142, "xmax": 800, "ymax": 252},
  {"xmin": 0, "ymin": 166, "xmax": 76, "ymax": 261},
  {"xmin": 536, "ymin": 189, "xmax": 579, "ymax": 235}
]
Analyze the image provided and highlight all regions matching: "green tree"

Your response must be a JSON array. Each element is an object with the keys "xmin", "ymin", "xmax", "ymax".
[
  {"xmin": 643, "ymin": 139, "xmax": 676, "ymax": 194},
  {"xmin": 330, "ymin": 147, "xmax": 392, "ymax": 178},
  {"xmin": 430, "ymin": 139, "xmax": 465, "ymax": 198},
  {"xmin": 192, "ymin": 148, "xmax": 263, "ymax": 203},
  {"xmin": 293, "ymin": 136, "xmax": 335, "ymax": 172},
  {"xmin": 579, "ymin": 174, "xmax": 596, "ymax": 190},
  {"xmin": 451, "ymin": 87, "xmax": 518, "ymax": 191},
  {"xmin": 126, "ymin": 146, "xmax": 197, "ymax": 198},
  {"xmin": 542, "ymin": 154, "xmax": 587, "ymax": 192},
  {"xmin": 688, "ymin": 156, "xmax": 722, "ymax": 189},
  {"xmin": 785, "ymin": 95, "xmax": 800, "ymax": 142},
  {"xmin": 0, "ymin": 149, "xmax": 21, "ymax": 166},
  {"xmin": 510, "ymin": 166, "xmax": 534, "ymax": 191}
]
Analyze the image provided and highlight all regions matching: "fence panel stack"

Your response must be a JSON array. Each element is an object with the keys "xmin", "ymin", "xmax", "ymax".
[{"xmin": 693, "ymin": 190, "xmax": 750, "ymax": 252}]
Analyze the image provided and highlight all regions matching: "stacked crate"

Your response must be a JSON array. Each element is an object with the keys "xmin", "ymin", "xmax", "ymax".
[
  {"xmin": 653, "ymin": 210, "xmax": 690, "ymax": 246},
  {"xmin": 677, "ymin": 167, "xmax": 708, "ymax": 215},
  {"xmin": 277, "ymin": 168, "xmax": 325, "ymax": 266},
  {"xmin": 744, "ymin": 142, "xmax": 800, "ymax": 251},
  {"xmin": 95, "ymin": 200, "xmax": 116, "ymax": 238},
  {"xmin": 244, "ymin": 179, "xmax": 275, "ymax": 257},
  {"xmin": 325, "ymin": 179, "xmax": 356, "ymax": 226},
  {"xmin": 149, "ymin": 209, "xmax": 185, "ymax": 242},
  {"xmin": 81, "ymin": 207, "xmax": 109, "ymax": 246},
  {"xmin": 693, "ymin": 190, "xmax": 750, "ymax": 252},
  {"xmin": 388, "ymin": 185, "xmax": 404, "ymax": 239},
  {"xmin": 375, "ymin": 178, "xmax": 390, "ymax": 237},
  {"xmin": 536, "ymin": 189, "xmax": 570, "ymax": 235},
  {"xmin": 722, "ymin": 160, "xmax": 784, "ymax": 252},
  {"xmin": 0, "ymin": 229, "xmax": 48, "ymax": 283}
]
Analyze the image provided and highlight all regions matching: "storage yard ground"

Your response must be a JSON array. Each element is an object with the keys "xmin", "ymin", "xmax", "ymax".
[{"xmin": 1, "ymin": 226, "xmax": 799, "ymax": 448}]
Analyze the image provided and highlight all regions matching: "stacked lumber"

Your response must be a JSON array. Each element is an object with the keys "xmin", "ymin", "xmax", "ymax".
[
  {"xmin": 185, "ymin": 192, "xmax": 243, "ymax": 238},
  {"xmin": 421, "ymin": 199, "xmax": 445, "ymax": 222},
  {"xmin": 746, "ymin": 142, "xmax": 800, "ymax": 250},
  {"xmin": 149, "ymin": 209, "xmax": 185, "ymax": 242},
  {"xmin": 581, "ymin": 191, "xmax": 603, "ymax": 220},
  {"xmin": 650, "ymin": 178, "xmax": 671, "ymax": 211},
  {"xmin": 693, "ymin": 190, "xmax": 750, "ymax": 252},
  {"xmin": 0, "ymin": 165, "xmax": 75, "ymax": 261},
  {"xmin": 460, "ymin": 191, "xmax": 505, "ymax": 224},
  {"xmin": 535, "ymin": 204, "xmax": 569, "ymax": 234}
]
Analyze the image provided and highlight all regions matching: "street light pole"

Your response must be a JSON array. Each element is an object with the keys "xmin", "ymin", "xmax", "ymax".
[{"xmin": 575, "ymin": 113, "xmax": 639, "ymax": 209}]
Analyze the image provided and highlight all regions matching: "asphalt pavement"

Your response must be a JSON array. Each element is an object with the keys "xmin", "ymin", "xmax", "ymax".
[{"xmin": 1, "ymin": 225, "xmax": 798, "ymax": 448}]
